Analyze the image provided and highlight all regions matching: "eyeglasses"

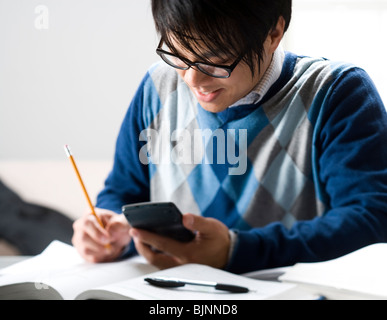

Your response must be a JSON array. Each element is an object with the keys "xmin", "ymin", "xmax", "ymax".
[{"xmin": 156, "ymin": 40, "xmax": 243, "ymax": 79}]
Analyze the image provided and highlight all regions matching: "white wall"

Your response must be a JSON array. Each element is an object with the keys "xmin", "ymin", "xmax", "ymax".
[
  {"xmin": 0, "ymin": 0, "xmax": 158, "ymax": 161},
  {"xmin": 1, "ymin": 0, "xmax": 386, "ymax": 161},
  {"xmin": 283, "ymin": 0, "xmax": 387, "ymax": 105}
]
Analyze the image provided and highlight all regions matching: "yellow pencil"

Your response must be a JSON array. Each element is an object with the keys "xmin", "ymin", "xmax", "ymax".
[{"xmin": 64, "ymin": 145, "xmax": 111, "ymax": 249}]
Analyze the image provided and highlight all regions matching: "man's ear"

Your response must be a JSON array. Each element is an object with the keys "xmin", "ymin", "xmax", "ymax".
[{"xmin": 268, "ymin": 16, "xmax": 286, "ymax": 54}]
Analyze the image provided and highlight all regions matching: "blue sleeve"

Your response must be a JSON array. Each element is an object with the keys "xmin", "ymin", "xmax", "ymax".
[
  {"xmin": 96, "ymin": 73, "xmax": 151, "ymax": 214},
  {"xmin": 227, "ymin": 68, "xmax": 387, "ymax": 274}
]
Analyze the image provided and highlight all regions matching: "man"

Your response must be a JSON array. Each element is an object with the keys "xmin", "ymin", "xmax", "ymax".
[{"xmin": 72, "ymin": 0, "xmax": 387, "ymax": 274}]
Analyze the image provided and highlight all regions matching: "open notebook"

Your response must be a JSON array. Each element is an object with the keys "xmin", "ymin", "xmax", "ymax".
[
  {"xmin": 0, "ymin": 241, "xmax": 297, "ymax": 300},
  {"xmin": 280, "ymin": 243, "xmax": 387, "ymax": 300}
]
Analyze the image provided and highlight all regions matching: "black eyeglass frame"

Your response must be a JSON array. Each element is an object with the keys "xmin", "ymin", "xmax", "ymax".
[{"xmin": 156, "ymin": 41, "xmax": 243, "ymax": 79}]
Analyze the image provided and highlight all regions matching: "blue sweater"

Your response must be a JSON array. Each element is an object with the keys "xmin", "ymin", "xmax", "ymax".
[{"xmin": 96, "ymin": 52, "xmax": 387, "ymax": 274}]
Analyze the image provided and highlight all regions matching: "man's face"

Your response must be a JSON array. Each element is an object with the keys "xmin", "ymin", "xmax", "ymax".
[{"xmin": 172, "ymin": 38, "xmax": 273, "ymax": 113}]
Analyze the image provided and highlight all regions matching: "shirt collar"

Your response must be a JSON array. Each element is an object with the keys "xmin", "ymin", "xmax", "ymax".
[{"xmin": 230, "ymin": 45, "xmax": 285, "ymax": 108}]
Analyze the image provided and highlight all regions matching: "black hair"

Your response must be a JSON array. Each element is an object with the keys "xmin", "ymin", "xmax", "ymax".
[{"xmin": 151, "ymin": 0, "xmax": 292, "ymax": 76}]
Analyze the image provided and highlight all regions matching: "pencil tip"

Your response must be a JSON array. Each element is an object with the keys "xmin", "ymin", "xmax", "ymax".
[{"xmin": 64, "ymin": 144, "xmax": 71, "ymax": 157}]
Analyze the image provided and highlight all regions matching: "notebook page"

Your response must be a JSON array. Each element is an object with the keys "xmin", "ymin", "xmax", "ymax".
[
  {"xmin": 89, "ymin": 263, "xmax": 296, "ymax": 300},
  {"xmin": 0, "ymin": 241, "xmax": 158, "ymax": 299}
]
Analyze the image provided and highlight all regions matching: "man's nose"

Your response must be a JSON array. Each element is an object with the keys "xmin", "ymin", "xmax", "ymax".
[{"xmin": 183, "ymin": 67, "xmax": 210, "ymax": 87}]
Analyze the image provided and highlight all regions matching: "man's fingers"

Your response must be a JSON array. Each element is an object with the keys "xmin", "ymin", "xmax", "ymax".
[
  {"xmin": 105, "ymin": 214, "xmax": 129, "ymax": 241},
  {"xmin": 72, "ymin": 229, "xmax": 110, "ymax": 263},
  {"xmin": 183, "ymin": 213, "xmax": 215, "ymax": 234},
  {"xmin": 72, "ymin": 214, "xmax": 111, "ymax": 250},
  {"xmin": 72, "ymin": 209, "xmax": 132, "ymax": 263},
  {"xmin": 130, "ymin": 228, "xmax": 181, "ymax": 254},
  {"xmin": 132, "ymin": 232, "xmax": 180, "ymax": 269},
  {"xmin": 130, "ymin": 215, "xmax": 231, "ymax": 270},
  {"xmin": 86, "ymin": 215, "xmax": 111, "ymax": 244}
]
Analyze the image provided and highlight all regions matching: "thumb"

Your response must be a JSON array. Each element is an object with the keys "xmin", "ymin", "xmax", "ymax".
[{"xmin": 183, "ymin": 213, "xmax": 213, "ymax": 233}]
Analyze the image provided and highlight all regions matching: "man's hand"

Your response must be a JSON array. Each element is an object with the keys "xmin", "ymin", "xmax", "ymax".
[
  {"xmin": 72, "ymin": 208, "xmax": 131, "ymax": 263},
  {"xmin": 130, "ymin": 214, "xmax": 231, "ymax": 270}
]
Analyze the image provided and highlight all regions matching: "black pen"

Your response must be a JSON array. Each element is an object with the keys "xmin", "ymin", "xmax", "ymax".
[{"xmin": 144, "ymin": 277, "xmax": 250, "ymax": 293}]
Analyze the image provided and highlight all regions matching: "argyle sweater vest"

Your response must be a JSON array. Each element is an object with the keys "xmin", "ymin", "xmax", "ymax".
[{"xmin": 96, "ymin": 52, "xmax": 387, "ymax": 273}]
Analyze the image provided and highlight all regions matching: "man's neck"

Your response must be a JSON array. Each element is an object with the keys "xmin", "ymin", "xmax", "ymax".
[{"xmin": 230, "ymin": 45, "xmax": 285, "ymax": 108}]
